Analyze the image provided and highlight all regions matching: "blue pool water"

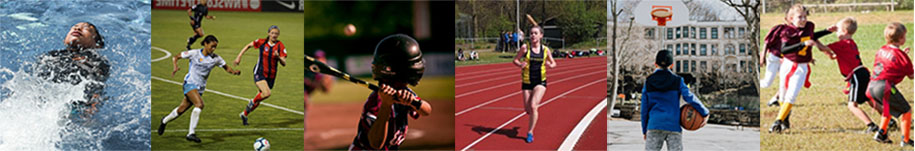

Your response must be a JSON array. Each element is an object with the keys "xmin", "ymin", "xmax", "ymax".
[{"xmin": 0, "ymin": 0, "xmax": 151, "ymax": 150}]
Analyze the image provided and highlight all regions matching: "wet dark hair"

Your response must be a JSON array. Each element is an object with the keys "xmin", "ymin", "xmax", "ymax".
[
  {"xmin": 82, "ymin": 22, "xmax": 104, "ymax": 48},
  {"xmin": 200, "ymin": 35, "xmax": 218, "ymax": 46}
]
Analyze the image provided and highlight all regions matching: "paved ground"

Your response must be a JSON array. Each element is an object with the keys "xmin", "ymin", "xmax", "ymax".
[{"xmin": 609, "ymin": 119, "xmax": 760, "ymax": 151}]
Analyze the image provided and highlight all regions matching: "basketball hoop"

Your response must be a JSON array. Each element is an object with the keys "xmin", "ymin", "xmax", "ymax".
[{"xmin": 650, "ymin": 6, "xmax": 672, "ymax": 26}]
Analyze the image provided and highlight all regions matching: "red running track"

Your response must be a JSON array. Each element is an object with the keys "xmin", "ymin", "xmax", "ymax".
[{"xmin": 455, "ymin": 57, "xmax": 607, "ymax": 150}]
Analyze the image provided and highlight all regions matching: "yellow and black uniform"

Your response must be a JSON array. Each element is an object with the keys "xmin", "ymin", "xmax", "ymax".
[{"xmin": 522, "ymin": 43, "xmax": 550, "ymax": 90}]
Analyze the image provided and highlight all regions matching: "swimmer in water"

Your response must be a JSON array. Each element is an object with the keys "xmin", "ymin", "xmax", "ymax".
[{"xmin": 35, "ymin": 22, "xmax": 110, "ymax": 117}]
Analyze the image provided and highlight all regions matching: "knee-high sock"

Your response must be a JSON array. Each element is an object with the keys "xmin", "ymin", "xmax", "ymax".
[
  {"xmin": 187, "ymin": 35, "xmax": 202, "ymax": 46},
  {"xmin": 162, "ymin": 107, "xmax": 182, "ymax": 124},
  {"xmin": 777, "ymin": 103, "xmax": 793, "ymax": 121},
  {"xmin": 903, "ymin": 112, "xmax": 912, "ymax": 141},
  {"xmin": 188, "ymin": 107, "xmax": 201, "ymax": 135},
  {"xmin": 244, "ymin": 92, "xmax": 264, "ymax": 116}
]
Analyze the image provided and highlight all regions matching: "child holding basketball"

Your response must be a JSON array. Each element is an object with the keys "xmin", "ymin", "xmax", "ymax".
[
  {"xmin": 349, "ymin": 34, "xmax": 432, "ymax": 150},
  {"xmin": 866, "ymin": 22, "xmax": 913, "ymax": 146},
  {"xmin": 641, "ymin": 49, "xmax": 709, "ymax": 151},
  {"xmin": 767, "ymin": 4, "xmax": 837, "ymax": 133}
]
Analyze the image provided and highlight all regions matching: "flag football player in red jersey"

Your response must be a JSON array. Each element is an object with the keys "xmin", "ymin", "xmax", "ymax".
[
  {"xmin": 233, "ymin": 25, "xmax": 288, "ymax": 125},
  {"xmin": 866, "ymin": 22, "xmax": 913, "ymax": 146},
  {"xmin": 348, "ymin": 34, "xmax": 432, "ymax": 150}
]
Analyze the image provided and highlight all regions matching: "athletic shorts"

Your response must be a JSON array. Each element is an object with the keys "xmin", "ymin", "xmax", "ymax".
[
  {"xmin": 845, "ymin": 67, "xmax": 870, "ymax": 104},
  {"xmin": 866, "ymin": 79, "xmax": 912, "ymax": 118},
  {"xmin": 254, "ymin": 74, "xmax": 276, "ymax": 89},
  {"xmin": 522, "ymin": 80, "xmax": 547, "ymax": 90},
  {"xmin": 183, "ymin": 82, "xmax": 206, "ymax": 95}
]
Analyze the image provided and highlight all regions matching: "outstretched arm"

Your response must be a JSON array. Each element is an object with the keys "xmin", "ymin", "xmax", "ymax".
[
  {"xmin": 223, "ymin": 65, "xmax": 240, "ymax": 75},
  {"xmin": 234, "ymin": 41, "xmax": 255, "ymax": 66}
]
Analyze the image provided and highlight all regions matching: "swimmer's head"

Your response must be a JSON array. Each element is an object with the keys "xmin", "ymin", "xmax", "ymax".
[
  {"xmin": 201, "ymin": 35, "xmax": 218, "ymax": 53},
  {"xmin": 64, "ymin": 22, "xmax": 104, "ymax": 50},
  {"xmin": 267, "ymin": 25, "xmax": 280, "ymax": 43}
]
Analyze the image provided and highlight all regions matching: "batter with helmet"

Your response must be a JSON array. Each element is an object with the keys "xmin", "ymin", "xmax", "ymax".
[{"xmin": 349, "ymin": 34, "xmax": 433, "ymax": 150}]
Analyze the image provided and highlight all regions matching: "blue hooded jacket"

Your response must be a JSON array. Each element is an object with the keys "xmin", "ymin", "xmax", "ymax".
[{"xmin": 640, "ymin": 69, "xmax": 709, "ymax": 135}]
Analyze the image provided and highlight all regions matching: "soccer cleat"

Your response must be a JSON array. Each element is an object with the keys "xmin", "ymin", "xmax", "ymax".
[
  {"xmin": 874, "ymin": 130, "xmax": 892, "ymax": 143},
  {"xmin": 240, "ymin": 112, "xmax": 249, "ymax": 126},
  {"xmin": 157, "ymin": 117, "xmax": 167, "ymax": 136},
  {"xmin": 186, "ymin": 134, "xmax": 202, "ymax": 143},
  {"xmin": 766, "ymin": 97, "xmax": 780, "ymax": 107},
  {"xmin": 866, "ymin": 123, "xmax": 879, "ymax": 133},
  {"xmin": 783, "ymin": 112, "xmax": 791, "ymax": 130},
  {"xmin": 769, "ymin": 120, "xmax": 785, "ymax": 133},
  {"xmin": 526, "ymin": 133, "xmax": 534, "ymax": 143}
]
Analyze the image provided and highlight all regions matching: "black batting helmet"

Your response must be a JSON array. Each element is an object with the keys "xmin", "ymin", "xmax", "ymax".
[{"xmin": 372, "ymin": 34, "xmax": 425, "ymax": 86}]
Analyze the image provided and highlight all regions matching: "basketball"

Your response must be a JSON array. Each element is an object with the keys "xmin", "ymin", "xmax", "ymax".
[{"xmin": 680, "ymin": 105, "xmax": 706, "ymax": 131}]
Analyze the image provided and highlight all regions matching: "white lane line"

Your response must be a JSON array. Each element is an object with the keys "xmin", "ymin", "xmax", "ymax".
[
  {"xmin": 558, "ymin": 98, "xmax": 607, "ymax": 151},
  {"xmin": 455, "ymin": 71, "xmax": 603, "ymax": 116},
  {"xmin": 151, "ymin": 76, "xmax": 305, "ymax": 115},
  {"xmin": 455, "ymin": 58, "xmax": 595, "ymax": 77},
  {"xmin": 460, "ymin": 79, "xmax": 604, "ymax": 151},
  {"xmin": 153, "ymin": 128, "xmax": 303, "ymax": 133},
  {"xmin": 455, "ymin": 60, "xmax": 596, "ymax": 83},
  {"xmin": 456, "ymin": 64, "xmax": 603, "ymax": 88},
  {"xmin": 456, "ymin": 67, "xmax": 604, "ymax": 98},
  {"xmin": 151, "ymin": 46, "xmax": 172, "ymax": 62}
]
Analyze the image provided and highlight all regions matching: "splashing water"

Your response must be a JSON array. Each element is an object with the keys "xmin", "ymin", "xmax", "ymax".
[{"xmin": 0, "ymin": 0, "xmax": 151, "ymax": 150}]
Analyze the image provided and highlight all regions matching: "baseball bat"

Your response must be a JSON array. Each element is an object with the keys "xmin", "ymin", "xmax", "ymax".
[
  {"xmin": 526, "ymin": 14, "xmax": 538, "ymax": 27},
  {"xmin": 304, "ymin": 55, "xmax": 379, "ymax": 91}
]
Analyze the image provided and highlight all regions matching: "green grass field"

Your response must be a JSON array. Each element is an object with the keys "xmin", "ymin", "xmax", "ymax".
[
  {"xmin": 759, "ymin": 10, "xmax": 915, "ymax": 150},
  {"xmin": 150, "ymin": 10, "xmax": 305, "ymax": 150}
]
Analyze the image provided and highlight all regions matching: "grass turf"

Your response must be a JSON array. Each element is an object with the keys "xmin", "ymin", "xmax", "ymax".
[
  {"xmin": 150, "ymin": 9, "xmax": 305, "ymax": 150},
  {"xmin": 759, "ymin": 10, "xmax": 914, "ymax": 150}
]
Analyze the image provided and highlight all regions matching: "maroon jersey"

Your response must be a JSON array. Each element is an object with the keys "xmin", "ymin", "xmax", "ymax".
[
  {"xmin": 252, "ymin": 38, "xmax": 287, "ymax": 79},
  {"xmin": 764, "ymin": 24, "xmax": 788, "ymax": 56},
  {"xmin": 350, "ymin": 89, "xmax": 420, "ymax": 150},
  {"xmin": 779, "ymin": 22, "xmax": 816, "ymax": 63},
  {"xmin": 828, "ymin": 39, "xmax": 863, "ymax": 77},
  {"xmin": 873, "ymin": 44, "xmax": 914, "ymax": 85}
]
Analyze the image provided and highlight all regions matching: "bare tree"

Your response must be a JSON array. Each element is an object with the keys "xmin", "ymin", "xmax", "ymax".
[{"xmin": 721, "ymin": 0, "xmax": 761, "ymax": 89}]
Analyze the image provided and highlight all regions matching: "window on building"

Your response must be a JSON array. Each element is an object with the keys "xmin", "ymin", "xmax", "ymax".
[
  {"xmin": 683, "ymin": 60, "xmax": 689, "ymax": 73},
  {"xmin": 691, "ymin": 60, "xmax": 696, "ymax": 72},
  {"xmin": 738, "ymin": 27, "xmax": 746, "ymax": 38},
  {"xmin": 676, "ymin": 60, "xmax": 682, "ymax": 72},
  {"xmin": 711, "ymin": 28, "xmax": 718, "ymax": 39},
  {"xmin": 676, "ymin": 27, "xmax": 681, "ymax": 39},
  {"xmin": 667, "ymin": 44, "xmax": 673, "ymax": 51},
  {"xmin": 699, "ymin": 28, "xmax": 707, "ymax": 39},
  {"xmin": 726, "ymin": 44, "xmax": 735, "ymax": 55},
  {"xmin": 723, "ymin": 27, "xmax": 734, "ymax": 39},
  {"xmin": 682, "ymin": 26, "xmax": 688, "ymax": 39},
  {"xmin": 691, "ymin": 27, "xmax": 696, "ymax": 39},
  {"xmin": 667, "ymin": 28, "xmax": 673, "ymax": 40},
  {"xmin": 676, "ymin": 44, "xmax": 681, "ymax": 55},
  {"xmin": 645, "ymin": 28, "xmax": 655, "ymax": 39},
  {"xmin": 739, "ymin": 44, "xmax": 746, "ymax": 55}
]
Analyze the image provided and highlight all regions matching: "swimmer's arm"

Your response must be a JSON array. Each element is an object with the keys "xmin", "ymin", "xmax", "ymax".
[
  {"xmin": 171, "ymin": 55, "xmax": 182, "ymax": 77},
  {"xmin": 512, "ymin": 44, "xmax": 528, "ymax": 68},
  {"xmin": 234, "ymin": 41, "xmax": 255, "ymax": 66}
]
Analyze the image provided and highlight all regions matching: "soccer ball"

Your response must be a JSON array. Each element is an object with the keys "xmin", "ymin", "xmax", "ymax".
[{"xmin": 254, "ymin": 137, "xmax": 270, "ymax": 151}]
